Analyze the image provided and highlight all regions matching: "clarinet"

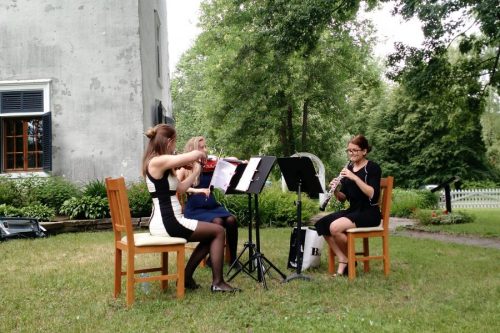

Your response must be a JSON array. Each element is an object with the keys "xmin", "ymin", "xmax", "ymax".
[{"xmin": 319, "ymin": 161, "xmax": 351, "ymax": 211}]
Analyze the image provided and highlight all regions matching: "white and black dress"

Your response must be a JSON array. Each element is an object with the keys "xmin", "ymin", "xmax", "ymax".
[{"xmin": 146, "ymin": 169, "xmax": 198, "ymax": 240}]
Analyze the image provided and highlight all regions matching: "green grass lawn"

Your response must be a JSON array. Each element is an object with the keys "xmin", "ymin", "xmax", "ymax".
[
  {"xmin": 1, "ymin": 228, "xmax": 499, "ymax": 332},
  {"xmin": 411, "ymin": 208, "xmax": 500, "ymax": 237}
]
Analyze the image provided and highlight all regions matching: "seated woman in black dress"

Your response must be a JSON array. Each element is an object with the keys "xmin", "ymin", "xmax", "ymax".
[
  {"xmin": 177, "ymin": 136, "xmax": 239, "ymax": 266},
  {"xmin": 315, "ymin": 135, "xmax": 382, "ymax": 277}
]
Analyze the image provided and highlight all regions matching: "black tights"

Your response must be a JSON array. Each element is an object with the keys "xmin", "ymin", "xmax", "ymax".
[
  {"xmin": 185, "ymin": 221, "xmax": 231, "ymax": 288},
  {"xmin": 212, "ymin": 215, "xmax": 238, "ymax": 263}
]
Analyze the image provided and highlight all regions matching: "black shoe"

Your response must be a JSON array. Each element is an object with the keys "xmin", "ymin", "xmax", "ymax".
[
  {"xmin": 210, "ymin": 285, "xmax": 242, "ymax": 293},
  {"xmin": 185, "ymin": 279, "xmax": 201, "ymax": 290}
]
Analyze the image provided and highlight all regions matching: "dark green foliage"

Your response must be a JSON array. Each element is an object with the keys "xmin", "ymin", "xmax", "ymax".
[
  {"xmin": 461, "ymin": 180, "xmax": 500, "ymax": 189},
  {"xmin": 0, "ymin": 204, "xmax": 22, "ymax": 217},
  {"xmin": 0, "ymin": 178, "xmax": 17, "ymax": 206},
  {"xmin": 30, "ymin": 177, "xmax": 81, "ymax": 212},
  {"xmin": 127, "ymin": 181, "xmax": 152, "ymax": 217},
  {"xmin": 82, "ymin": 179, "xmax": 107, "ymax": 198},
  {"xmin": 19, "ymin": 204, "xmax": 55, "ymax": 222},
  {"xmin": 217, "ymin": 183, "xmax": 319, "ymax": 227},
  {"xmin": 0, "ymin": 203, "xmax": 54, "ymax": 221},
  {"xmin": 391, "ymin": 189, "xmax": 439, "ymax": 217},
  {"xmin": 413, "ymin": 209, "xmax": 474, "ymax": 225},
  {"xmin": 60, "ymin": 196, "xmax": 109, "ymax": 220}
]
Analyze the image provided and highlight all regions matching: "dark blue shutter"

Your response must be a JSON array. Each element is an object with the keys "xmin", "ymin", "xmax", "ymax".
[
  {"xmin": 42, "ymin": 112, "xmax": 52, "ymax": 172},
  {"xmin": 1, "ymin": 91, "xmax": 43, "ymax": 113}
]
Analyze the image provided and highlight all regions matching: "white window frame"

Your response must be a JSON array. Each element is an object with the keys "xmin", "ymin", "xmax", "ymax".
[
  {"xmin": 0, "ymin": 79, "xmax": 51, "ymax": 117},
  {"xmin": 0, "ymin": 79, "xmax": 51, "ymax": 178}
]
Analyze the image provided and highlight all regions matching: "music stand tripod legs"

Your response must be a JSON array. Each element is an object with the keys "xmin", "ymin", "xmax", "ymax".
[{"xmin": 227, "ymin": 194, "xmax": 287, "ymax": 289}]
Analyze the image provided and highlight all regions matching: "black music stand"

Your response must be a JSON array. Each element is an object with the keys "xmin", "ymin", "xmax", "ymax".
[
  {"xmin": 227, "ymin": 156, "xmax": 287, "ymax": 289},
  {"xmin": 278, "ymin": 157, "xmax": 323, "ymax": 282}
]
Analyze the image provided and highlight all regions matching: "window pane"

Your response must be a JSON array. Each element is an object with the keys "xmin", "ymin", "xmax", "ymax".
[
  {"xmin": 15, "ymin": 153, "xmax": 23, "ymax": 169},
  {"xmin": 2, "ymin": 116, "xmax": 44, "ymax": 171},
  {"xmin": 27, "ymin": 152, "xmax": 41, "ymax": 168},
  {"xmin": 28, "ymin": 136, "xmax": 37, "ymax": 151},
  {"xmin": 16, "ymin": 137, "xmax": 23, "ymax": 152},
  {"xmin": 15, "ymin": 120, "xmax": 23, "ymax": 135},
  {"xmin": 6, "ymin": 138, "xmax": 14, "ymax": 151},
  {"xmin": 6, "ymin": 154, "xmax": 14, "ymax": 169}
]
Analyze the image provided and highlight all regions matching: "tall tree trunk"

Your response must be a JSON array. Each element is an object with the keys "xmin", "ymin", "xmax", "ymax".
[
  {"xmin": 301, "ymin": 99, "xmax": 309, "ymax": 151},
  {"xmin": 287, "ymin": 103, "xmax": 295, "ymax": 155},
  {"xmin": 280, "ymin": 110, "xmax": 289, "ymax": 157}
]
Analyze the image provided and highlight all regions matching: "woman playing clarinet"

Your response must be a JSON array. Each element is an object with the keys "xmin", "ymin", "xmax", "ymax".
[
  {"xmin": 177, "ymin": 136, "xmax": 240, "ymax": 268},
  {"xmin": 315, "ymin": 135, "xmax": 382, "ymax": 277}
]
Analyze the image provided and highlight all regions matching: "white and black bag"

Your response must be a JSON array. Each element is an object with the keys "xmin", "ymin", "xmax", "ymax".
[{"xmin": 287, "ymin": 227, "xmax": 325, "ymax": 271}]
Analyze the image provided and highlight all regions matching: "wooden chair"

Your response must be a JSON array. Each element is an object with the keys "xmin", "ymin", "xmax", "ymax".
[
  {"xmin": 105, "ymin": 177, "xmax": 186, "ymax": 307},
  {"xmin": 328, "ymin": 176, "xmax": 394, "ymax": 280}
]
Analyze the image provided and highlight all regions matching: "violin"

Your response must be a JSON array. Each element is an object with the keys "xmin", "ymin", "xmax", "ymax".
[{"xmin": 202, "ymin": 155, "xmax": 246, "ymax": 173}]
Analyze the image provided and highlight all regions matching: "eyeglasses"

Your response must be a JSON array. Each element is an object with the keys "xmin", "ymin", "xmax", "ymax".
[{"xmin": 345, "ymin": 149, "xmax": 362, "ymax": 154}]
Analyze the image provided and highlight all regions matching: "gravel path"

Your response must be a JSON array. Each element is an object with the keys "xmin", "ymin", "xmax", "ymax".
[{"xmin": 390, "ymin": 217, "xmax": 500, "ymax": 249}]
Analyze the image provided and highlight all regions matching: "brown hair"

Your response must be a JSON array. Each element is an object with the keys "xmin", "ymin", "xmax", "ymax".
[
  {"xmin": 142, "ymin": 124, "xmax": 176, "ymax": 177},
  {"xmin": 349, "ymin": 134, "xmax": 372, "ymax": 153}
]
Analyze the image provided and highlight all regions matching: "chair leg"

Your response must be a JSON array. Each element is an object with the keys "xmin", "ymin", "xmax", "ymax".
[
  {"xmin": 115, "ymin": 249, "xmax": 122, "ymax": 298},
  {"xmin": 363, "ymin": 237, "xmax": 370, "ymax": 273},
  {"xmin": 328, "ymin": 246, "xmax": 335, "ymax": 274},
  {"xmin": 347, "ymin": 234, "xmax": 356, "ymax": 280},
  {"xmin": 161, "ymin": 252, "xmax": 169, "ymax": 290},
  {"xmin": 126, "ymin": 252, "xmax": 135, "ymax": 307},
  {"xmin": 383, "ymin": 234, "xmax": 390, "ymax": 276},
  {"xmin": 176, "ymin": 248, "xmax": 185, "ymax": 299}
]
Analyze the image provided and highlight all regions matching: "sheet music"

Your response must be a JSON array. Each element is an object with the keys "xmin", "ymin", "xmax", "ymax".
[
  {"xmin": 235, "ymin": 157, "xmax": 261, "ymax": 192},
  {"xmin": 209, "ymin": 159, "xmax": 237, "ymax": 193}
]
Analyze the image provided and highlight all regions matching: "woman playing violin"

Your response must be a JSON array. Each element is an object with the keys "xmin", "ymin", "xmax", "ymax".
[
  {"xmin": 177, "ymin": 136, "xmax": 239, "ymax": 267},
  {"xmin": 143, "ymin": 125, "xmax": 240, "ymax": 292}
]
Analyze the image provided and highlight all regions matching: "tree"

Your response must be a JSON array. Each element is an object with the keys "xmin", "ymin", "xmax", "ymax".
[
  {"xmin": 369, "ymin": 0, "xmax": 500, "ymax": 186},
  {"xmin": 172, "ymin": 0, "xmax": 383, "ymax": 176}
]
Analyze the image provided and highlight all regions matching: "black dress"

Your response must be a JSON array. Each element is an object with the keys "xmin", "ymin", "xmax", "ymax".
[{"xmin": 315, "ymin": 160, "xmax": 382, "ymax": 236}]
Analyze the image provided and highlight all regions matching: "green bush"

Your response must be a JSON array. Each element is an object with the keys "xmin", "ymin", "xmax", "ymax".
[
  {"xmin": 0, "ymin": 178, "xmax": 18, "ymax": 206},
  {"xmin": 30, "ymin": 177, "xmax": 81, "ymax": 212},
  {"xmin": 10, "ymin": 176, "xmax": 46, "ymax": 207},
  {"xmin": 217, "ymin": 183, "xmax": 319, "ymax": 227},
  {"xmin": 461, "ymin": 180, "xmax": 499, "ymax": 189},
  {"xmin": 83, "ymin": 179, "xmax": 107, "ymax": 198},
  {"xmin": 391, "ymin": 189, "xmax": 439, "ymax": 217},
  {"xmin": 0, "ymin": 204, "xmax": 22, "ymax": 217},
  {"xmin": 412, "ymin": 209, "xmax": 474, "ymax": 225},
  {"xmin": 60, "ymin": 196, "xmax": 109, "ymax": 219},
  {"xmin": 20, "ymin": 204, "xmax": 56, "ymax": 222},
  {"xmin": 127, "ymin": 181, "xmax": 152, "ymax": 217}
]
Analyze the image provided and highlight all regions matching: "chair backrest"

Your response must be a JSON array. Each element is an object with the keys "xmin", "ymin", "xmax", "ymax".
[
  {"xmin": 379, "ymin": 176, "xmax": 394, "ymax": 231},
  {"xmin": 105, "ymin": 177, "xmax": 135, "ymax": 246}
]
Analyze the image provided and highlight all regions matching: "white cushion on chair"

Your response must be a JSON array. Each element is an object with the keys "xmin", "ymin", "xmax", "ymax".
[
  {"xmin": 346, "ymin": 226, "xmax": 384, "ymax": 233},
  {"xmin": 121, "ymin": 233, "xmax": 187, "ymax": 246}
]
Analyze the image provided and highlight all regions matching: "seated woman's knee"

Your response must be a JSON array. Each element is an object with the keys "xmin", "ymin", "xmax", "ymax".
[{"xmin": 329, "ymin": 219, "xmax": 349, "ymax": 235}]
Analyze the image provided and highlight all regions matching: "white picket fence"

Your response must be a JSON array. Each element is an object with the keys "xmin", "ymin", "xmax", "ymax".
[{"xmin": 439, "ymin": 188, "xmax": 500, "ymax": 209}]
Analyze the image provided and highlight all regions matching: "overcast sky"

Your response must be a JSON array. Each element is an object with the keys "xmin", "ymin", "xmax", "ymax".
[{"xmin": 166, "ymin": 1, "xmax": 424, "ymax": 72}]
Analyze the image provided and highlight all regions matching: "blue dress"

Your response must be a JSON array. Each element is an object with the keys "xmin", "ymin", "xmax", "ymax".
[{"xmin": 184, "ymin": 171, "xmax": 232, "ymax": 222}]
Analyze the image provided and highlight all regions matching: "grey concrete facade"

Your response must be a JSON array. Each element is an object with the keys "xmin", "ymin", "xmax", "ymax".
[{"xmin": 0, "ymin": 0, "xmax": 171, "ymax": 184}]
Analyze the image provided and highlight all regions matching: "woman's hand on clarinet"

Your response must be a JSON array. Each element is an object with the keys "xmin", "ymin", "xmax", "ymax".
[{"xmin": 340, "ymin": 168, "xmax": 356, "ymax": 181}]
